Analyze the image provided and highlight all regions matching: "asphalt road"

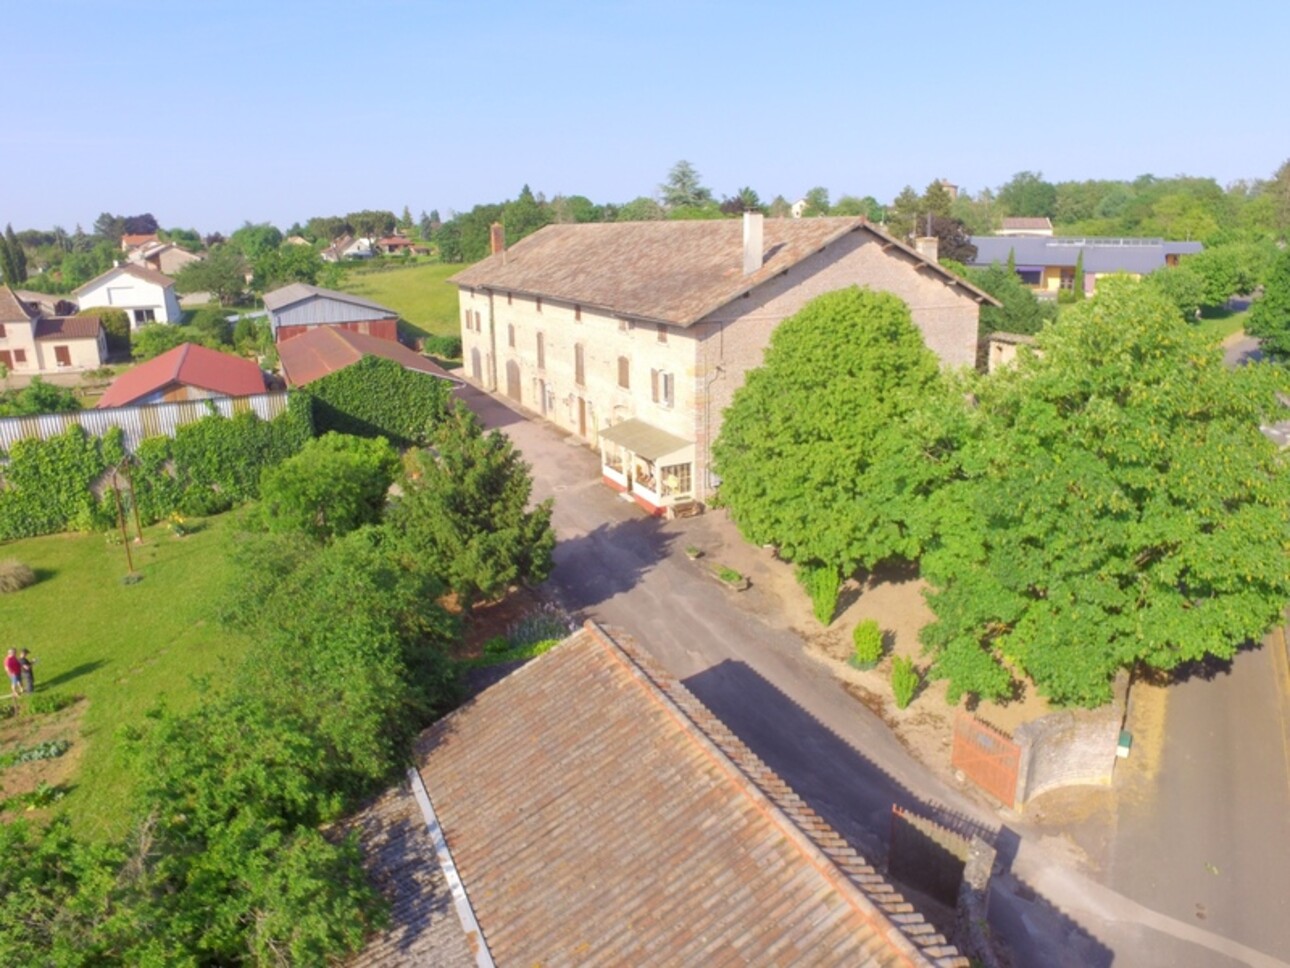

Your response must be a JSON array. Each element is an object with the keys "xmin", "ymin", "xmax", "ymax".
[{"xmin": 459, "ymin": 383, "xmax": 1285, "ymax": 967}]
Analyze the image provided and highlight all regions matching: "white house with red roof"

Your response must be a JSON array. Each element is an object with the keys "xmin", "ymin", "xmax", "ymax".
[
  {"xmin": 95, "ymin": 343, "xmax": 266, "ymax": 409},
  {"xmin": 74, "ymin": 263, "xmax": 182, "ymax": 328}
]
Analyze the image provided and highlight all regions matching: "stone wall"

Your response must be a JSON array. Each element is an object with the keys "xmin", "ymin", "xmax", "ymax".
[{"xmin": 1014, "ymin": 671, "xmax": 1128, "ymax": 806}]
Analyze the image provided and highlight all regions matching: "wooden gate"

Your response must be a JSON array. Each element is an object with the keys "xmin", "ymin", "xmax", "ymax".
[{"xmin": 951, "ymin": 713, "xmax": 1020, "ymax": 808}]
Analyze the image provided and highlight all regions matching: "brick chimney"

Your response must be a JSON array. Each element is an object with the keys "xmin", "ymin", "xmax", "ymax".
[
  {"xmin": 490, "ymin": 222, "xmax": 505, "ymax": 256},
  {"xmin": 914, "ymin": 236, "xmax": 939, "ymax": 263},
  {"xmin": 742, "ymin": 212, "xmax": 764, "ymax": 275}
]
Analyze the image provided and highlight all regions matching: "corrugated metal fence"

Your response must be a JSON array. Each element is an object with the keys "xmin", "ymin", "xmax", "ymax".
[{"xmin": 0, "ymin": 393, "xmax": 291, "ymax": 454}]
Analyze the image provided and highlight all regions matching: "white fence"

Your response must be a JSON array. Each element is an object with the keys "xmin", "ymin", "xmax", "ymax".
[{"xmin": 0, "ymin": 393, "xmax": 291, "ymax": 455}]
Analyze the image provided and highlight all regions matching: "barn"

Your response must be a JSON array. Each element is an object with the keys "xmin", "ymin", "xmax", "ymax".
[{"xmin": 262, "ymin": 283, "xmax": 399, "ymax": 344}]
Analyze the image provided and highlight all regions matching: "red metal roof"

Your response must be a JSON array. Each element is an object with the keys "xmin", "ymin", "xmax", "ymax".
[
  {"xmin": 277, "ymin": 325, "xmax": 457, "ymax": 387},
  {"xmin": 95, "ymin": 342, "xmax": 266, "ymax": 408}
]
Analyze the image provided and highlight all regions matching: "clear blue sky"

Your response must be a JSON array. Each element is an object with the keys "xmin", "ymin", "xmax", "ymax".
[{"xmin": 8, "ymin": 0, "xmax": 1288, "ymax": 234}]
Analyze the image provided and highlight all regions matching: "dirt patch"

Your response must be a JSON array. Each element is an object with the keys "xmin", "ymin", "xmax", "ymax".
[
  {"xmin": 0, "ymin": 698, "xmax": 87, "ymax": 817},
  {"xmin": 455, "ymin": 585, "xmax": 553, "ymax": 661}
]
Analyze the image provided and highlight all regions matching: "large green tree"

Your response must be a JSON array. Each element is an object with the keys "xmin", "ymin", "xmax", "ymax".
[
  {"xmin": 1246, "ymin": 246, "xmax": 1290, "ymax": 360},
  {"xmin": 713, "ymin": 287, "xmax": 951, "ymax": 584},
  {"xmin": 387, "ymin": 403, "xmax": 554, "ymax": 611},
  {"xmin": 997, "ymin": 170, "xmax": 1058, "ymax": 218},
  {"xmin": 173, "ymin": 245, "xmax": 248, "ymax": 305},
  {"xmin": 920, "ymin": 277, "xmax": 1290, "ymax": 706},
  {"xmin": 660, "ymin": 159, "xmax": 713, "ymax": 210}
]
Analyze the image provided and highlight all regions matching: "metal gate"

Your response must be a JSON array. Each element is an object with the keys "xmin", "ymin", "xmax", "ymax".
[{"xmin": 951, "ymin": 713, "xmax": 1020, "ymax": 808}]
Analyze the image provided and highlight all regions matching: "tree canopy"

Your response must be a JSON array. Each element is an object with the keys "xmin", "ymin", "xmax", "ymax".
[
  {"xmin": 1246, "ymin": 246, "xmax": 1290, "ymax": 361},
  {"xmin": 920, "ymin": 278, "xmax": 1290, "ymax": 706},
  {"xmin": 713, "ymin": 287, "xmax": 951, "ymax": 584},
  {"xmin": 660, "ymin": 159, "xmax": 713, "ymax": 210}
]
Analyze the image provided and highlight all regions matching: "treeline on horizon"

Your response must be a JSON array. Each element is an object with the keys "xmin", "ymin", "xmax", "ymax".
[{"xmin": 4, "ymin": 159, "xmax": 1289, "ymax": 288}]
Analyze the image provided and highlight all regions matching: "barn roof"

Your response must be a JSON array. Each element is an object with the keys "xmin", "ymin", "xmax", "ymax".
[
  {"xmin": 262, "ymin": 282, "xmax": 397, "ymax": 317},
  {"xmin": 95, "ymin": 343, "xmax": 265, "ymax": 408},
  {"xmin": 277, "ymin": 326, "xmax": 458, "ymax": 387}
]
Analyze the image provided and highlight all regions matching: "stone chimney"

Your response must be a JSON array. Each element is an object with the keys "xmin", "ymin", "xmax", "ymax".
[
  {"xmin": 742, "ymin": 212, "xmax": 764, "ymax": 275},
  {"xmin": 914, "ymin": 236, "xmax": 939, "ymax": 263},
  {"xmin": 490, "ymin": 222, "xmax": 505, "ymax": 256}
]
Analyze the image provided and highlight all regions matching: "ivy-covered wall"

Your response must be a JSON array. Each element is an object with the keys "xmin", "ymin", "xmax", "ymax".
[
  {"xmin": 0, "ymin": 395, "xmax": 314, "ymax": 541},
  {"xmin": 304, "ymin": 356, "xmax": 452, "ymax": 448}
]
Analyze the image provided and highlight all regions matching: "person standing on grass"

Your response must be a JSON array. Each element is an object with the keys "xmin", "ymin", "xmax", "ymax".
[
  {"xmin": 18, "ymin": 649, "xmax": 34, "ymax": 695},
  {"xmin": 4, "ymin": 649, "xmax": 21, "ymax": 698}
]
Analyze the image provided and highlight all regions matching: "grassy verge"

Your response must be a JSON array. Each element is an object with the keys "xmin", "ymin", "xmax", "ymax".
[
  {"xmin": 1195, "ymin": 309, "xmax": 1247, "ymax": 344},
  {"xmin": 0, "ymin": 511, "xmax": 253, "ymax": 838},
  {"xmin": 337, "ymin": 262, "xmax": 464, "ymax": 339}
]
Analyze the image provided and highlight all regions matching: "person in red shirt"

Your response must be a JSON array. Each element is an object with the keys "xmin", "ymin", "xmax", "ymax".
[{"xmin": 4, "ymin": 648, "xmax": 21, "ymax": 697}]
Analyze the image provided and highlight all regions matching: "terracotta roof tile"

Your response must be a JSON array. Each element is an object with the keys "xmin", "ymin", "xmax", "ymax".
[
  {"xmin": 449, "ymin": 218, "xmax": 992, "ymax": 327},
  {"xmin": 392, "ymin": 622, "xmax": 967, "ymax": 967},
  {"xmin": 95, "ymin": 342, "xmax": 265, "ymax": 408},
  {"xmin": 277, "ymin": 326, "xmax": 459, "ymax": 387},
  {"xmin": 0, "ymin": 285, "xmax": 35, "ymax": 322},
  {"xmin": 33, "ymin": 316, "xmax": 103, "ymax": 340}
]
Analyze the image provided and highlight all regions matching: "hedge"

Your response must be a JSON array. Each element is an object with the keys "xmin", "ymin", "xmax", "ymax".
[
  {"xmin": 0, "ymin": 395, "xmax": 314, "ymax": 541},
  {"xmin": 303, "ymin": 355, "xmax": 451, "ymax": 448}
]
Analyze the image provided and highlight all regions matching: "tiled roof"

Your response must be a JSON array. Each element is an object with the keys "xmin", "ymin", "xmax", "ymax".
[
  {"xmin": 340, "ymin": 783, "xmax": 477, "ymax": 968},
  {"xmin": 262, "ymin": 282, "xmax": 397, "ymax": 316},
  {"xmin": 121, "ymin": 233, "xmax": 159, "ymax": 248},
  {"xmin": 277, "ymin": 326, "xmax": 459, "ymax": 387},
  {"xmin": 1000, "ymin": 217, "xmax": 1052, "ymax": 230},
  {"xmin": 95, "ymin": 342, "xmax": 265, "ymax": 408},
  {"xmin": 449, "ymin": 218, "xmax": 992, "ymax": 327},
  {"xmin": 401, "ymin": 622, "xmax": 966, "ymax": 967},
  {"xmin": 33, "ymin": 316, "xmax": 103, "ymax": 340},
  {"xmin": 73, "ymin": 263, "xmax": 175, "ymax": 295},
  {"xmin": 0, "ymin": 285, "xmax": 35, "ymax": 322}
]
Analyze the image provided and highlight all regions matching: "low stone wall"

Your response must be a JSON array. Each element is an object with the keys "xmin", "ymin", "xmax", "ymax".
[{"xmin": 1014, "ymin": 672, "xmax": 1128, "ymax": 806}]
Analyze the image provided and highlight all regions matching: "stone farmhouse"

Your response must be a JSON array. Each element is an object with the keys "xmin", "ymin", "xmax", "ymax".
[
  {"xmin": 0, "ymin": 285, "xmax": 106, "ymax": 375},
  {"xmin": 451, "ymin": 215, "xmax": 993, "ymax": 515},
  {"xmin": 74, "ymin": 263, "xmax": 182, "ymax": 328}
]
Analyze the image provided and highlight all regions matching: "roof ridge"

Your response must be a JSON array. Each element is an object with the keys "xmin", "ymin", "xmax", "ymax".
[{"xmin": 585, "ymin": 621, "xmax": 965, "ymax": 967}]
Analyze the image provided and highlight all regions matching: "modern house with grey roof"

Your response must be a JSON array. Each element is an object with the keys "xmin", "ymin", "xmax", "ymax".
[
  {"xmin": 262, "ymin": 282, "xmax": 399, "ymax": 344},
  {"xmin": 966, "ymin": 236, "xmax": 1203, "ymax": 296},
  {"xmin": 345, "ymin": 621, "xmax": 970, "ymax": 967},
  {"xmin": 451, "ymin": 214, "xmax": 994, "ymax": 513}
]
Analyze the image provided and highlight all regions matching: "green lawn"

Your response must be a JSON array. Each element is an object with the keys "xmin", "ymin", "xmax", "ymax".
[
  {"xmin": 337, "ymin": 262, "xmax": 464, "ymax": 339},
  {"xmin": 2, "ymin": 511, "xmax": 253, "ymax": 838},
  {"xmin": 1195, "ymin": 307, "xmax": 1248, "ymax": 344}
]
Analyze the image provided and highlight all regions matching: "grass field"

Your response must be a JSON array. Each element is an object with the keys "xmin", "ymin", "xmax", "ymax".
[
  {"xmin": 338, "ymin": 262, "xmax": 464, "ymax": 339},
  {"xmin": 1, "ymin": 511, "xmax": 253, "ymax": 838}
]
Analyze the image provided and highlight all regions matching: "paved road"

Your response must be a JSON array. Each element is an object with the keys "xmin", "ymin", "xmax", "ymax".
[
  {"xmin": 1224, "ymin": 334, "xmax": 1263, "ymax": 367},
  {"xmin": 1105, "ymin": 638, "xmax": 1290, "ymax": 968},
  {"xmin": 460, "ymin": 383, "xmax": 1277, "ymax": 967}
]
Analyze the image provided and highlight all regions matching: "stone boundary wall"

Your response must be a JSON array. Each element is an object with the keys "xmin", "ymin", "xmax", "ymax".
[{"xmin": 1014, "ymin": 671, "xmax": 1128, "ymax": 806}]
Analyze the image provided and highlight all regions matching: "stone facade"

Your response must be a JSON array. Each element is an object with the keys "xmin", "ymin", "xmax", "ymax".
[{"xmin": 458, "ymin": 226, "xmax": 982, "ymax": 506}]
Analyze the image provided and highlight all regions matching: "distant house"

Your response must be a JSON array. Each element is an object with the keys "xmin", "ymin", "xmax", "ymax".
[
  {"xmin": 0, "ymin": 286, "xmax": 106, "ymax": 374},
  {"xmin": 345, "ymin": 621, "xmax": 967, "ymax": 967},
  {"xmin": 277, "ymin": 325, "xmax": 458, "ymax": 387},
  {"xmin": 320, "ymin": 235, "xmax": 374, "ymax": 262},
  {"xmin": 95, "ymin": 343, "xmax": 266, "ymax": 408},
  {"xmin": 998, "ymin": 217, "xmax": 1053, "ymax": 237},
  {"xmin": 129, "ymin": 241, "xmax": 202, "ymax": 277},
  {"xmin": 262, "ymin": 282, "xmax": 399, "ymax": 344},
  {"xmin": 284, "ymin": 235, "xmax": 311, "ymax": 246},
  {"xmin": 451, "ymin": 214, "xmax": 993, "ymax": 514},
  {"xmin": 375, "ymin": 235, "xmax": 427, "ymax": 256},
  {"xmin": 966, "ymin": 236, "xmax": 1203, "ymax": 296},
  {"xmin": 120, "ymin": 233, "xmax": 159, "ymax": 252},
  {"xmin": 74, "ymin": 264, "xmax": 182, "ymax": 328}
]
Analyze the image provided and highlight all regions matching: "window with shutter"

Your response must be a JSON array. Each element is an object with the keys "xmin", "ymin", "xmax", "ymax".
[
  {"xmin": 575, "ymin": 343, "xmax": 585, "ymax": 386},
  {"xmin": 650, "ymin": 368, "xmax": 659, "ymax": 403},
  {"xmin": 617, "ymin": 356, "xmax": 630, "ymax": 389},
  {"xmin": 536, "ymin": 332, "xmax": 545, "ymax": 369}
]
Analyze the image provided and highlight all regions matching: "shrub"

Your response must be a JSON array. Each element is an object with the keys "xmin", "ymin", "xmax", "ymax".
[
  {"xmin": 305, "ymin": 355, "xmax": 452, "ymax": 448},
  {"xmin": 507, "ymin": 603, "xmax": 575, "ymax": 648},
  {"xmin": 891, "ymin": 656, "xmax": 920, "ymax": 709},
  {"xmin": 0, "ymin": 559, "xmax": 36, "ymax": 593},
  {"xmin": 799, "ymin": 563, "xmax": 841, "ymax": 625},
  {"xmin": 422, "ymin": 334, "xmax": 463, "ymax": 360},
  {"xmin": 81, "ymin": 307, "xmax": 129, "ymax": 354},
  {"xmin": 851, "ymin": 619, "xmax": 883, "ymax": 668},
  {"xmin": 716, "ymin": 565, "xmax": 743, "ymax": 584},
  {"xmin": 190, "ymin": 306, "xmax": 234, "ymax": 347},
  {"xmin": 25, "ymin": 692, "xmax": 74, "ymax": 715}
]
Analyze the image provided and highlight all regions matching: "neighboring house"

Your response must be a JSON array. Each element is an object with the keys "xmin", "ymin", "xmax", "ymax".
[
  {"xmin": 74, "ymin": 263, "xmax": 182, "ymax": 328},
  {"xmin": 346, "ymin": 621, "xmax": 967, "ymax": 967},
  {"xmin": 277, "ymin": 325, "xmax": 459, "ymax": 387},
  {"xmin": 985, "ymin": 330, "xmax": 1038, "ymax": 372},
  {"xmin": 129, "ymin": 241, "xmax": 202, "ymax": 277},
  {"xmin": 284, "ymin": 235, "xmax": 311, "ymax": 246},
  {"xmin": 967, "ymin": 236, "xmax": 1203, "ymax": 296},
  {"xmin": 0, "ymin": 285, "xmax": 106, "ymax": 374},
  {"xmin": 320, "ymin": 235, "xmax": 374, "ymax": 262},
  {"xmin": 95, "ymin": 343, "xmax": 265, "ymax": 408},
  {"xmin": 263, "ymin": 282, "xmax": 399, "ymax": 344},
  {"xmin": 120, "ymin": 232, "xmax": 160, "ymax": 252},
  {"xmin": 451, "ymin": 214, "xmax": 994, "ymax": 514},
  {"xmin": 998, "ymin": 217, "xmax": 1053, "ymax": 237},
  {"xmin": 375, "ymin": 235, "xmax": 415, "ymax": 255}
]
